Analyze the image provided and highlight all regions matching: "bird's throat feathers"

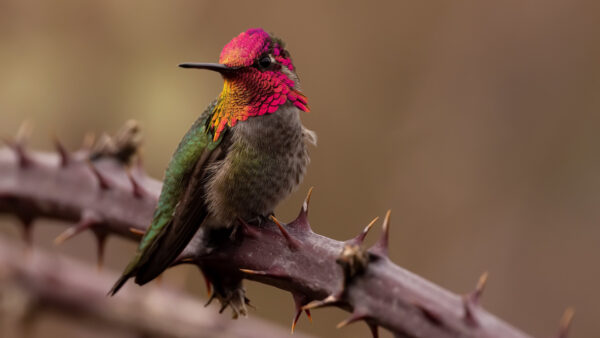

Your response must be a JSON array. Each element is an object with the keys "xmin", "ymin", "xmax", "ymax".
[{"xmin": 209, "ymin": 77, "xmax": 309, "ymax": 141}]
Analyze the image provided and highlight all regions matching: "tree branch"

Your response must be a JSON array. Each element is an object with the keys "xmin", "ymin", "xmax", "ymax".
[
  {"xmin": 0, "ymin": 236, "xmax": 311, "ymax": 338},
  {"xmin": 0, "ymin": 133, "xmax": 566, "ymax": 337}
]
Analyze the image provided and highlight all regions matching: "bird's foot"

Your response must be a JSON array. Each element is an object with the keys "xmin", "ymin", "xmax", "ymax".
[{"xmin": 204, "ymin": 270, "xmax": 250, "ymax": 319}]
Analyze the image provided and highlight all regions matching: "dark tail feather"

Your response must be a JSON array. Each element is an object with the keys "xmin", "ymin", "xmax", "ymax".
[
  {"xmin": 108, "ymin": 273, "xmax": 132, "ymax": 296},
  {"xmin": 133, "ymin": 249, "xmax": 180, "ymax": 286},
  {"xmin": 133, "ymin": 218, "xmax": 207, "ymax": 286}
]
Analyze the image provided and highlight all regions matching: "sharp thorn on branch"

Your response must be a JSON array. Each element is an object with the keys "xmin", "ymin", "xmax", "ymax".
[
  {"xmin": 127, "ymin": 169, "xmax": 145, "ymax": 198},
  {"xmin": 270, "ymin": 215, "xmax": 300, "ymax": 250},
  {"xmin": 240, "ymin": 268, "xmax": 269, "ymax": 276},
  {"xmin": 351, "ymin": 216, "xmax": 379, "ymax": 245},
  {"xmin": 128, "ymin": 227, "xmax": 145, "ymax": 237},
  {"xmin": 557, "ymin": 307, "xmax": 575, "ymax": 338},
  {"xmin": 370, "ymin": 210, "xmax": 391, "ymax": 257},
  {"xmin": 291, "ymin": 309, "xmax": 302, "ymax": 334},
  {"xmin": 470, "ymin": 271, "xmax": 489, "ymax": 305},
  {"xmin": 305, "ymin": 309, "xmax": 312, "ymax": 322},
  {"xmin": 94, "ymin": 231, "xmax": 107, "ymax": 271},
  {"xmin": 301, "ymin": 294, "xmax": 341, "ymax": 311},
  {"xmin": 12, "ymin": 142, "xmax": 32, "ymax": 168},
  {"xmin": 291, "ymin": 293, "xmax": 311, "ymax": 334},
  {"xmin": 291, "ymin": 187, "xmax": 314, "ymax": 231},
  {"xmin": 367, "ymin": 323, "xmax": 379, "ymax": 338},
  {"xmin": 22, "ymin": 223, "xmax": 33, "ymax": 247},
  {"xmin": 238, "ymin": 217, "xmax": 261, "ymax": 239},
  {"xmin": 53, "ymin": 210, "xmax": 100, "ymax": 245},
  {"xmin": 86, "ymin": 160, "xmax": 112, "ymax": 190},
  {"xmin": 300, "ymin": 186, "xmax": 314, "ymax": 217},
  {"xmin": 18, "ymin": 215, "xmax": 34, "ymax": 247},
  {"xmin": 15, "ymin": 120, "xmax": 33, "ymax": 145},
  {"xmin": 81, "ymin": 132, "xmax": 96, "ymax": 152},
  {"xmin": 4, "ymin": 124, "xmax": 34, "ymax": 168},
  {"xmin": 239, "ymin": 268, "xmax": 287, "ymax": 280},
  {"xmin": 53, "ymin": 136, "xmax": 70, "ymax": 167},
  {"xmin": 336, "ymin": 311, "xmax": 367, "ymax": 329}
]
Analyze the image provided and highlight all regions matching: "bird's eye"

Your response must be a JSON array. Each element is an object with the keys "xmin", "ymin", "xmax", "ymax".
[{"xmin": 258, "ymin": 56, "xmax": 272, "ymax": 68}]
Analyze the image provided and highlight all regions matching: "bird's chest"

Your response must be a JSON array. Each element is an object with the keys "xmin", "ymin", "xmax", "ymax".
[{"xmin": 206, "ymin": 105, "xmax": 308, "ymax": 223}]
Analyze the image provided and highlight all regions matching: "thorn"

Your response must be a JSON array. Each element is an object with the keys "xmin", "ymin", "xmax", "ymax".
[
  {"xmin": 53, "ymin": 136, "xmax": 70, "ymax": 167},
  {"xmin": 54, "ymin": 210, "xmax": 100, "ymax": 245},
  {"xmin": 291, "ymin": 293, "xmax": 311, "ymax": 334},
  {"xmin": 19, "ymin": 216, "xmax": 34, "ymax": 248},
  {"xmin": 239, "ymin": 267, "xmax": 287, "ymax": 280},
  {"xmin": 240, "ymin": 268, "xmax": 269, "ymax": 276},
  {"xmin": 238, "ymin": 217, "xmax": 260, "ymax": 239},
  {"xmin": 462, "ymin": 271, "xmax": 490, "ymax": 326},
  {"xmin": 94, "ymin": 231, "xmax": 107, "ymax": 272},
  {"xmin": 19, "ymin": 217, "xmax": 35, "ymax": 258},
  {"xmin": 5, "ymin": 121, "xmax": 34, "ymax": 168},
  {"xmin": 291, "ymin": 309, "xmax": 302, "ymax": 334},
  {"xmin": 370, "ymin": 210, "xmax": 391, "ymax": 257},
  {"xmin": 129, "ymin": 227, "xmax": 145, "ymax": 236},
  {"xmin": 53, "ymin": 222, "xmax": 90, "ymax": 245},
  {"xmin": 270, "ymin": 215, "xmax": 300, "ymax": 250},
  {"xmin": 291, "ymin": 187, "xmax": 314, "ymax": 231},
  {"xmin": 127, "ymin": 169, "xmax": 145, "ymax": 198},
  {"xmin": 15, "ymin": 120, "xmax": 33, "ymax": 145},
  {"xmin": 336, "ymin": 312, "xmax": 366, "ymax": 329},
  {"xmin": 470, "ymin": 271, "xmax": 489, "ymax": 305},
  {"xmin": 81, "ymin": 132, "xmax": 96, "ymax": 151},
  {"xmin": 557, "ymin": 307, "xmax": 575, "ymax": 338},
  {"xmin": 10, "ymin": 142, "xmax": 32, "ymax": 168},
  {"xmin": 352, "ymin": 216, "xmax": 379, "ymax": 245},
  {"xmin": 302, "ymin": 294, "xmax": 340, "ymax": 311},
  {"xmin": 301, "ymin": 186, "xmax": 314, "ymax": 216},
  {"xmin": 367, "ymin": 323, "xmax": 379, "ymax": 338},
  {"xmin": 305, "ymin": 310, "xmax": 312, "ymax": 322},
  {"xmin": 86, "ymin": 160, "xmax": 111, "ymax": 190}
]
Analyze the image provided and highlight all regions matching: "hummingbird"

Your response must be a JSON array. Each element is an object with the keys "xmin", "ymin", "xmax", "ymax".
[{"xmin": 110, "ymin": 28, "xmax": 316, "ymax": 295}]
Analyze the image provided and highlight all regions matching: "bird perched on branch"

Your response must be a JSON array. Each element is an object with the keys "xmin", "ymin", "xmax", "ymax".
[{"xmin": 110, "ymin": 28, "xmax": 316, "ymax": 295}]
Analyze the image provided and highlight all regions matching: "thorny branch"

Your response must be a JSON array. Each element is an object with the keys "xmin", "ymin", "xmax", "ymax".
[
  {"xmin": 0, "ymin": 237, "xmax": 312, "ymax": 338},
  {"xmin": 0, "ymin": 123, "xmax": 573, "ymax": 338}
]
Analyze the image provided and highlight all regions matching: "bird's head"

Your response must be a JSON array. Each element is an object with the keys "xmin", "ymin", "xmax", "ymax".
[{"xmin": 180, "ymin": 28, "xmax": 309, "ymax": 141}]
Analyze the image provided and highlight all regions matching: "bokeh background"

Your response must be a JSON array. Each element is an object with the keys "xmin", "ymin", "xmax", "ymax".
[{"xmin": 1, "ymin": 1, "xmax": 599, "ymax": 337}]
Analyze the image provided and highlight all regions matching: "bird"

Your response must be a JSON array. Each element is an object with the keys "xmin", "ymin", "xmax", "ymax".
[{"xmin": 109, "ymin": 28, "xmax": 316, "ymax": 295}]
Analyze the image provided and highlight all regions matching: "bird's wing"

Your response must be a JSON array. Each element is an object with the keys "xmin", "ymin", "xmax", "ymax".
[{"xmin": 110, "ymin": 100, "xmax": 227, "ymax": 295}]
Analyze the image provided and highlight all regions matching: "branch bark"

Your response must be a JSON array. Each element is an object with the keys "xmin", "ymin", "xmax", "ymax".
[
  {"xmin": 0, "ymin": 236, "xmax": 311, "ymax": 338},
  {"xmin": 0, "ymin": 140, "xmax": 552, "ymax": 337}
]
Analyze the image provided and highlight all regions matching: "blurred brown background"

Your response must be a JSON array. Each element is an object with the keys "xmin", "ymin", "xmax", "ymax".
[{"xmin": 1, "ymin": 1, "xmax": 599, "ymax": 337}]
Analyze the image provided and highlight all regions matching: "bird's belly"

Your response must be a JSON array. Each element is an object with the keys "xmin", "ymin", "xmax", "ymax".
[{"xmin": 205, "ymin": 141, "xmax": 308, "ymax": 226}]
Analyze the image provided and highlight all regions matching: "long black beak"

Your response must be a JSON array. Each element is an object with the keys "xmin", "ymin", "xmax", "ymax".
[{"xmin": 178, "ymin": 62, "xmax": 239, "ymax": 74}]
